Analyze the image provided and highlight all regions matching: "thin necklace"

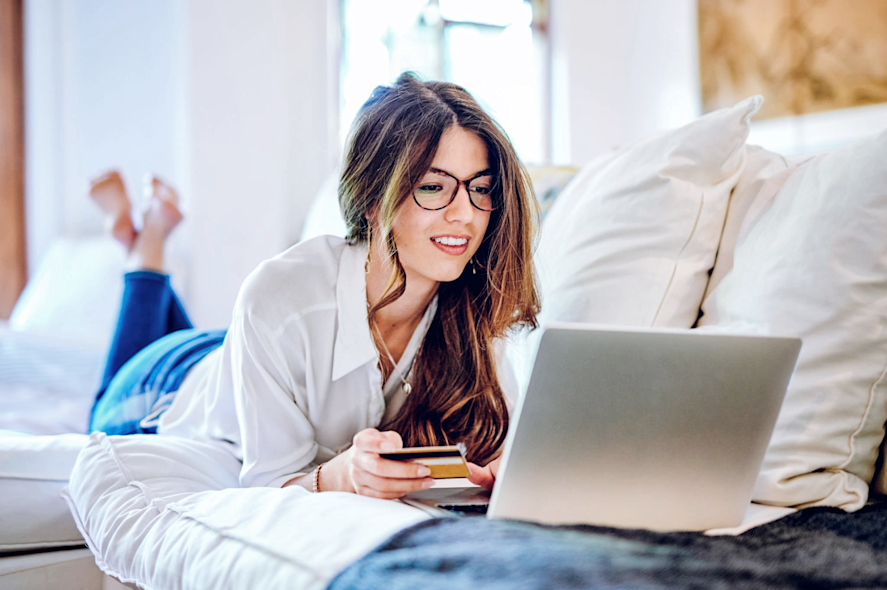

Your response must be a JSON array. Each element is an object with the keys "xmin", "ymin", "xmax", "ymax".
[
  {"xmin": 376, "ymin": 335, "xmax": 415, "ymax": 396},
  {"xmin": 368, "ymin": 304, "xmax": 416, "ymax": 396}
]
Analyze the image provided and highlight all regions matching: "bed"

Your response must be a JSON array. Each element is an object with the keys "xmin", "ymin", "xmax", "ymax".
[
  {"xmin": 5, "ymin": 96, "xmax": 887, "ymax": 589},
  {"xmin": 0, "ymin": 238, "xmax": 126, "ymax": 588},
  {"xmin": 0, "ymin": 329, "xmax": 117, "ymax": 588}
]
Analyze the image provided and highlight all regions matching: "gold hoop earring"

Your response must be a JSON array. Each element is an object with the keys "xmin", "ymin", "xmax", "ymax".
[{"xmin": 365, "ymin": 224, "xmax": 372, "ymax": 275}]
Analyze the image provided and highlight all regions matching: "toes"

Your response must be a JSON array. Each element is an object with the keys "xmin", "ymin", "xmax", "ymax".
[
  {"xmin": 144, "ymin": 173, "xmax": 179, "ymax": 204},
  {"xmin": 141, "ymin": 174, "xmax": 184, "ymax": 235},
  {"xmin": 89, "ymin": 170, "xmax": 127, "ymax": 198},
  {"xmin": 89, "ymin": 168, "xmax": 122, "ymax": 186}
]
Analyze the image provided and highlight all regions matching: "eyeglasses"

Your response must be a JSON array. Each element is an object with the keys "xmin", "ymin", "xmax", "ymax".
[{"xmin": 413, "ymin": 169, "xmax": 499, "ymax": 212}]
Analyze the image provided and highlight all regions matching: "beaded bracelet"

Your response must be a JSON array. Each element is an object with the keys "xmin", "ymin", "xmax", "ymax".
[{"xmin": 312, "ymin": 463, "xmax": 324, "ymax": 493}]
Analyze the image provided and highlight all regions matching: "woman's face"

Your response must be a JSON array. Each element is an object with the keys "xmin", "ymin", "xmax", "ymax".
[{"xmin": 391, "ymin": 126, "xmax": 492, "ymax": 291}]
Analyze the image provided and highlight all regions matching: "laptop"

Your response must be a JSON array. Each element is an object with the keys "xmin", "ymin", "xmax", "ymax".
[{"xmin": 400, "ymin": 323, "xmax": 801, "ymax": 532}]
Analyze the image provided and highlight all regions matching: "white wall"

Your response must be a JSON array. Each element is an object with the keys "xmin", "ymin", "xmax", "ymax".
[
  {"xmin": 183, "ymin": 0, "xmax": 338, "ymax": 326},
  {"xmin": 24, "ymin": 0, "xmax": 339, "ymax": 327},
  {"xmin": 547, "ymin": 0, "xmax": 887, "ymax": 161},
  {"xmin": 24, "ymin": 0, "xmax": 185, "ymax": 277},
  {"xmin": 549, "ymin": 0, "xmax": 702, "ymax": 165}
]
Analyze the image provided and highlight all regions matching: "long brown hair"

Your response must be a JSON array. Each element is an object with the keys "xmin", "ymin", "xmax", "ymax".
[{"xmin": 339, "ymin": 72, "xmax": 540, "ymax": 464}]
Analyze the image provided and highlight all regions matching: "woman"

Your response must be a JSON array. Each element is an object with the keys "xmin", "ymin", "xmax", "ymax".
[{"xmin": 89, "ymin": 72, "xmax": 540, "ymax": 500}]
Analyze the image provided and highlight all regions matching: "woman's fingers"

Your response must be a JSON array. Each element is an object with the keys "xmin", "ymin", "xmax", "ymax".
[
  {"xmin": 379, "ymin": 430, "xmax": 403, "ymax": 452},
  {"xmin": 352, "ymin": 448, "xmax": 431, "ymax": 479},
  {"xmin": 348, "ymin": 428, "xmax": 433, "ymax": 498},
  {"xmin": 466, "ymin": 459, "xmax": 499, "ymax": 490},
  {"xmin": 351, "ymin": 468, "xmax": 433, "ymax": 497},
  {"xmin": 353, "ymin": 428, "xmax": 402, "ymax": 453}
]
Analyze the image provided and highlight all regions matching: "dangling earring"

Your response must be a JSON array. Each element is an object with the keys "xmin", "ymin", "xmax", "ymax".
[
  {"xmin": 470, "ymin": 257, "xmax": 477, "ymax": 275},
  {"xmin": 365, "ymin": 224, "xmax": 372, "ymax": 275}
]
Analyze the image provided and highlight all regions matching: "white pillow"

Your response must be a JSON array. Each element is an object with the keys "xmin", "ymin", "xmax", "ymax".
[
  {"xmin": 63, "ymin": 433, "xmax": 430, "ymax": 590},
  {"xmin": 536, "ymin": 96, "xmax": 760, "ymax": 329},
  {"xmin": 300, "ymin": 173, "xmax": 347, "ymax": 242},
  {"xmin": 509, "ymin": 97, "xmax": 761, "ymax": 388},
  {"xmin": 9, "ymin": 236, "xmax": 125, "ymax": 348},
  {"xmin": 699, "ymin": 130, "xmax": 887, "ymax": 510},
  {"xmin": 702, "ymin": 145, "xmax": 814, "ymax": 299},
  {"xmin": 0, "ymin": 431, "xmax": 89, "ymax": 551}
]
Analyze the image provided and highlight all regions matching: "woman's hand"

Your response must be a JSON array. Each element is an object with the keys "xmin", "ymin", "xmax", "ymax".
[
  {"xmin": 466, "ymin": 456, "xmax": 501, "ymax": 490},
  {"xmin": 324, "ymin": 428, "xmax": 434, "ymax": 499}
]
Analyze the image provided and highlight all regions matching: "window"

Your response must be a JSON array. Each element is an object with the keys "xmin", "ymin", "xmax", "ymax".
[{"xmin": 340, "ymin": 0, "xmax": 549, "ymax": 163}]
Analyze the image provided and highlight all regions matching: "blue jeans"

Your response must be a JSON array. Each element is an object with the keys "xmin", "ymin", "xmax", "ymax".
[{"xmin": 89, "ymin": 271, "xmax": 225, "ymax": 434}]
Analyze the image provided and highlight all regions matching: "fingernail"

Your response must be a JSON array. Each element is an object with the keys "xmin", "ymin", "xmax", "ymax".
[
  {"xmin": 418, "ymin": 466, "xmax": 431, "ymax": 477},
  {"xmin": 422, "ymin": 479, "xmax": 434, "ymax": 489},
  {"xmin": 380, "ymin": 442, "xmax": 395, "ymax": 452}
]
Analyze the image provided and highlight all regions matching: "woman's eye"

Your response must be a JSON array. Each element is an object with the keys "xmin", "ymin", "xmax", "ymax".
[
  {"xmin": 471, "ymin": 186, "xmax": 491, "ymax": 195},
  {"xmin": 417, "ymin": 184, "xmax": 443, "ymax": 194}
]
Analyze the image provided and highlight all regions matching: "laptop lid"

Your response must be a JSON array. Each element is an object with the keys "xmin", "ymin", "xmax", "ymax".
[{"xmin": 487, "ymin": 324, "xmax": 801, "ymax": 531}]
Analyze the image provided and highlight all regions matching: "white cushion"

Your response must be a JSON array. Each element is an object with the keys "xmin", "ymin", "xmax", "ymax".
[
  {"xmin": 0, "ymin": 431, "xmax": 89, "ymax": 551},
  {"xmin": 509, "ymin": 97, "xmax": 761, "ymax": 387},
  {"xmin": 536, "ymin": 96, "xmax": 760, "ymax": 328},
  {"xmin": 300, "ymin": 173, "xmax": 347, "ymax": 241},
  {"xmin": 9, "ymin": 236, "xmax": 125, "ymax": 348},
  {"xmin": 702, "ymin": 145, "xmax": 815, "ymax": 299},
  {"xmin": 699, "ymin": 130, "xmax": 887, "ymax": 510},
  {"xmin": 64, "ymin": 433, "xmax": 430, "ymax": 590}
]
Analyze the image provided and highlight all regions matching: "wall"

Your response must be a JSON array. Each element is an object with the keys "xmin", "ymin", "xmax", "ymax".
[
  {"xmin": 183, "ymin": 0, "xmax": 338, "ymax": 326},
  {"xmin": 24, "ymin": 0, "xmax": 339, "ymax": 327},
  {"xmin": 24, "ymin": 0, "xmax": 185, "ymax": 278},
  {"xmin": 549, "ymin": 0, "xmax": 702, "ymax": 165},
  {"xmin": 0, "ymin": 0, "xmax": 26, "ymax": 318},
  {"xmin": 547, "ymin": 0, "xmax": 887, "ymax": 161}
]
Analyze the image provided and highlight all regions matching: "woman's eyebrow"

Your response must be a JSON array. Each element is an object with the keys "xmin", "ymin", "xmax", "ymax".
[{"xmin": 429, "ymin": 167, "xmax": 492, "ymax": 179}]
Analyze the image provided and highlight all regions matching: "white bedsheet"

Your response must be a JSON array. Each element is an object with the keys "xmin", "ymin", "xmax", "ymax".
[{"xmin": 0, "ymin": 322, "xmax": 104, "ymax": 435}]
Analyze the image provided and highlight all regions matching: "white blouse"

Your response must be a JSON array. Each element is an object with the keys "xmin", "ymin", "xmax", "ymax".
[{"xmin": 158, "ymin": 235, "xmax": 516, "ymax": 488}]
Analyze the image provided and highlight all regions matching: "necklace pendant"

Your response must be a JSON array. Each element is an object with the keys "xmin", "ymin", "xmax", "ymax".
[{"xmin": 403, "ymin": 382, "xmax": 412, "ymax": 396}]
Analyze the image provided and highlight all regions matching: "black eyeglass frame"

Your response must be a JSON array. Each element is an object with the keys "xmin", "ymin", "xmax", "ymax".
[{"xmin": 412, "ymin": 169, "xmax": 500, "ymax": 212}]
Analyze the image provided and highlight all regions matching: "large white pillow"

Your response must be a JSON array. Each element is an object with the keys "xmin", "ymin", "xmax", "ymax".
[
  {"xmin": 63, "ymin": 433, "xmax": 430, "ymax": 590},
  {"xmin": 508, "ymin": 97, "xmax": 761, "ymax": 388},
  {"xmin": 699, "ymin": 130, "xmax": 887, "ymax": 510},
  {"xmin": 702, "ymin": 145, "xmax": 814, "ymax": 299},
  {"xmin": 300, "ymin": 173, "xmax": 347, "ymax": 242},
  {"xmin": 9, "ymin": 236, "xmax": 125, "ymax": 348},
  {"xmin": 536, "ymin": 96, "xmax": 760, "ymax": 330}
]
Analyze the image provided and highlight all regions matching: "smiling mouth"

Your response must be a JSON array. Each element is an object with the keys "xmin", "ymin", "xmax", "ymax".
[
  {"xmin": 430, "ymin": 236, "xmax": 470, "ymax": 255},
  {"xmin": 432, "ymin": 237, "xmax": 468, "ymax": 246}
]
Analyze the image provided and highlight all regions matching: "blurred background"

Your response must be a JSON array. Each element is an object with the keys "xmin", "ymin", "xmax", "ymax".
[{"xmin": 1, "ymin": 0, "xmax": 886, "ymax": 331}]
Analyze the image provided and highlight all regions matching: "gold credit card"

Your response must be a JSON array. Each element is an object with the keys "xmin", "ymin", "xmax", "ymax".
[{"xmin": 379, "ymin": 445, "xmax": 470, "ymax": 479}]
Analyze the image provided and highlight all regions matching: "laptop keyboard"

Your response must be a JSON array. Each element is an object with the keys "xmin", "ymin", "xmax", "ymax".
[{"xmin": 438, "ymin": 503, "xmax": 489, "ymax": 516}]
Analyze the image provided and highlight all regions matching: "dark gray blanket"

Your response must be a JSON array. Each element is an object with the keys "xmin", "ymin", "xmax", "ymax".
[{"xmin": 328, "ymin": 503, "xmax": 887, "ymax": 589}]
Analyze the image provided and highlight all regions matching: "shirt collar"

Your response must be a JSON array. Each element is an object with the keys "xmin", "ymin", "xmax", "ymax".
[
  {"xmin": 331, "ymin": 242, "xmax": 440, "ymax": 383},
  {"xmin": 332, "ymin": 242, "xmax": 377, "ymax": 381}
]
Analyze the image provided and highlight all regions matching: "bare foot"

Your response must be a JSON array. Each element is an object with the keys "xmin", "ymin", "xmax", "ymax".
[
  {"xmin": 88, "ymin": 169, "xmax": 136, "ymax": 249},
  {"xmin": 126, "ymin": 174, "xmax": 184, "ymax": 272}
]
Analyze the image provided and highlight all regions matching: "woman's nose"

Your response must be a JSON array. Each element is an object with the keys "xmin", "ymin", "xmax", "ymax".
[{"xmin": 445, "ymin": 184, "xmax": 475, "ymax": 222}]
